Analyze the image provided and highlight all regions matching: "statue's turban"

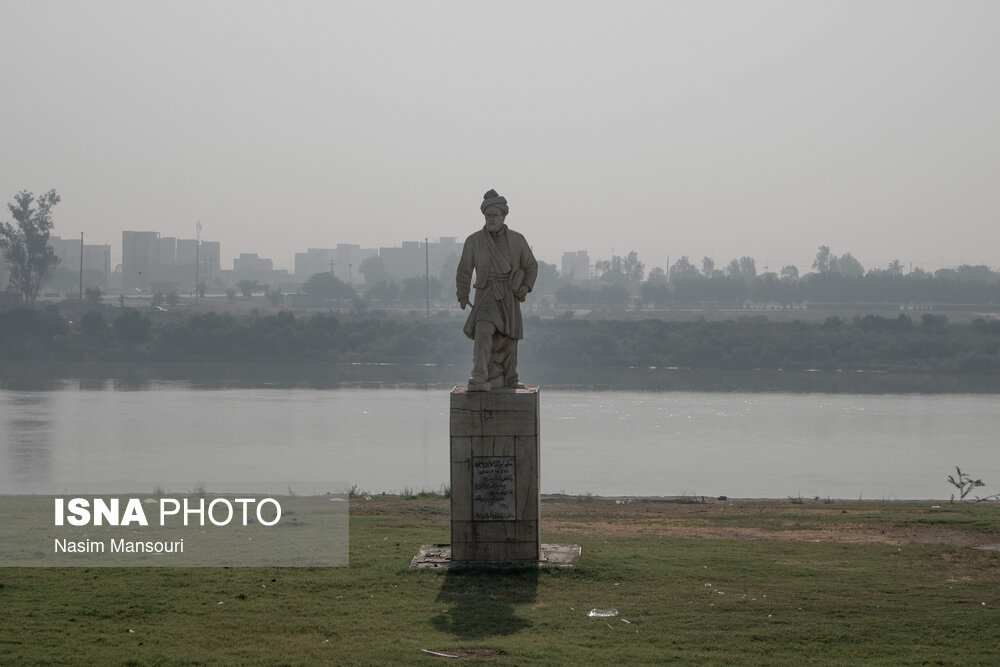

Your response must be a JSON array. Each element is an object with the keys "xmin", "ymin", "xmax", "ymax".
[{"xmin": 480, "ymin": 189, "xmax": 509, "ymax": 215}]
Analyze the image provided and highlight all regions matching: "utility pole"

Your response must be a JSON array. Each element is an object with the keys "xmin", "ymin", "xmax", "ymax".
[
  {"xmin": 79, "ymin": 232, "xmax": 84, "ymax": 300},
  {"xmin": 425, "ymin": 237, "xmax": 430, "ymax": 317},
  {"xmin": 195, "ymin": 220, "xmax": 202, "ymax": 301}
]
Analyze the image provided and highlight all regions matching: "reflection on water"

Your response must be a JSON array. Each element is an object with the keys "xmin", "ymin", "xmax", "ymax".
[
  {"xmin": 112, "ymin": 377, "xmax": 153, "ymax": 392},
  {"xmin": 3, "ymin": 394, "xmax": 53, "ymax": 485},
  {"xmin": 78, "ymin": 378, "xmax": 109, "ymax": 391}
]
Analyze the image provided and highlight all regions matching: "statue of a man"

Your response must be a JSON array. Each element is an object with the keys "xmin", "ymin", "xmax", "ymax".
[{"xmin": 456, "ymin": 189, "xmax": 538, "ymax": 391}]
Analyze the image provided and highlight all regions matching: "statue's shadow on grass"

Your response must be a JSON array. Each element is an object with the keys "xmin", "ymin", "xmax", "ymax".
[{"xmin": 431, "ymin": 566, "xmax": 539, "ymax": 639}]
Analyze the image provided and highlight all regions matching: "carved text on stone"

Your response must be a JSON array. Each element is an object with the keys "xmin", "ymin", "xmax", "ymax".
[{"xmin": 472, "ymin": 456, "xmax": 516, "ymax": 521}]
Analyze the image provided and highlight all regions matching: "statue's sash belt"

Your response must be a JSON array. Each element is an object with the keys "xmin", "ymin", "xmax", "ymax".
[{"xmin": 474, "ymin": 231, "xmax": 515, "ymax": 300}]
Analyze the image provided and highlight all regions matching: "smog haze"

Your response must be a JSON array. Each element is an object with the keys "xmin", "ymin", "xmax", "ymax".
[{"xmin": 2, "ymin": 0, "xmax": 997, "ymax": 273}]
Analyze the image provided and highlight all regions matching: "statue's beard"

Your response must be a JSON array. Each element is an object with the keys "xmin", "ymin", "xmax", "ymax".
[{"xmin": 485, "ymin": 220, "xmax": 505, "ymax": 234}]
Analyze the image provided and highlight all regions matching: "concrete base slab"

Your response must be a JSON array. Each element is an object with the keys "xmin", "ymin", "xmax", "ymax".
[{"xmin": 410, "ymin": 543, "xmax": 582, "ymax": 569}]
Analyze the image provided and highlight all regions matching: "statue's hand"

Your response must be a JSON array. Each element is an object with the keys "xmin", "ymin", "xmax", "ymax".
[
  {"xmin": 459, "ymin": 297, "xmax": 470, "ymax": 310},
  {"xmin": 513, "ymin": 286, "xmax": 528, "ymax": 302}
]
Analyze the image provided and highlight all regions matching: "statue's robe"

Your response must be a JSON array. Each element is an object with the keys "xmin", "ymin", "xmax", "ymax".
[{"xmin": 456, "ymin": 225, "xmax": 538, "ymax": 341}]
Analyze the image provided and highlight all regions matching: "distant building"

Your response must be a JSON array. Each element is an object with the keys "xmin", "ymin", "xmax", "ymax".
[
  {"xmin": 158, "ymin": 237, "xmax": 177, "ymax": 266},
  {"xmin": 24, "ymin": 235, "xmax": 110, "ymax": 295},
  {"xmin": 294, "ymin": 245, "xmax": 376, "ymax": 284},
  {"xmin": 294, "ymin": 249, "xmax": 327, "ymax": 280},
  {"xmin": 200, "ymin": 241, "xmax": 221, "ymax": 287},
  {"xmin": 233, "ymin": 253, "xmax": 274, "ymax": 285},
  {"xmin": 429, "ymin": 237, "xmax": 461, "ymax": 283},
  {"xmin": 122, "ymin": 231, "xmax": 221, "ymax": 293},
  {"xmin": 378, "ymin": 237, "xmax": 462, "ymax": 283},
  {"xmin": 561, "ymin": 250, "xmax": 590, "ymax": 282},
  {"xmin": 379, "ymin": 241, "xmax": 426, "ymax": 282},
  {"xmin": 122, "ymin": 231, "xmax": 161, "ymax": 291},
  {"xmin": 49, "ymin": 236, "xmax": 111, "ymax": 294},
  {"xmin": 176, "ymin": 239, "xmax": 197, "ymax": 266}
]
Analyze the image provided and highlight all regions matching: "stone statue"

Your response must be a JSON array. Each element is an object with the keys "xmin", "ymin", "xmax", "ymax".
[{"xmin": 456, "ymin": 189, "xmax": 538, "ymax": 391}]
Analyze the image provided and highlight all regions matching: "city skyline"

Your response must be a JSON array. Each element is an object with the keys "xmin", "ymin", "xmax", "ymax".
[
  {"xmin": 29, "ymin": 224, "xmax": 996, "ymax": 301},
  {"xmin": 43, "ymin": 225, "xmax": 1000, "ymax": 284},
  {"xmin": 38, "ymin": 218, "xmax": 1000, "ymax": 279}
]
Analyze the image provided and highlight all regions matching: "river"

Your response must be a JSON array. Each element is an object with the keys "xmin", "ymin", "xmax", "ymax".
[{"xmin": 2, "ymin": 380, "xmax": 997, "ymax": 499}]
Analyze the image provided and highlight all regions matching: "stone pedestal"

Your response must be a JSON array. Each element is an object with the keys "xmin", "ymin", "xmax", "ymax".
[{"xmin": 450, "ymin": 386, "xmax": 540, "ymax": 563}]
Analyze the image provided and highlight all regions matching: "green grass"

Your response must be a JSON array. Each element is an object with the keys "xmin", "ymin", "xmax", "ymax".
[{"xmin": 1, "ymin": 497, "xmax": 999, "ymax": 665}]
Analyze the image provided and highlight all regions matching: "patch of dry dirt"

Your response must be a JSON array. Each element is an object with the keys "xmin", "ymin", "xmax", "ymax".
[
  {"xmin": 539, "ymin": 497, "xmax": 1000, "ymax": 549},
  {"xmin": 349, "ymin": 495, "xmax": 1000, "ymax": 550}
]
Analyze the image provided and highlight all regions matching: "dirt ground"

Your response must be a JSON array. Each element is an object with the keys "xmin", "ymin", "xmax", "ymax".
[
  {"xmin": 351, "ymin": 494, "xmax": 1000, "ymax": 550},
  {"xmin": 538, "ymin": 496, "xmax": 1000, "ymax": 550}
]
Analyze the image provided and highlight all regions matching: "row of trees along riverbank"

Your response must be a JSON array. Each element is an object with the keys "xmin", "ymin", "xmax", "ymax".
[{"xmin": 3, "ymin": 305, "xmax": 1000, "ymax": 373}]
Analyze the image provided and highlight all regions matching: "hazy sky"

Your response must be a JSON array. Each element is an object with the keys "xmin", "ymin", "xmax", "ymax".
[{"xmin": 2, "ymin": 1, "xmax": 997, "ymax": 273}]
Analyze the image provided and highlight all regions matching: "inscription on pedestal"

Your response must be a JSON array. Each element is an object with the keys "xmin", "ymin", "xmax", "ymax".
[{"xmin": 472, "ymin": 456, "xmax": 516, "ymax": 521}]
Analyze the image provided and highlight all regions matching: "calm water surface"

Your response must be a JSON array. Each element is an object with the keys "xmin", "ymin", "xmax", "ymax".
[{"xmin": 2, "ymin": 383, "xmax": 998, "ymax": 499}]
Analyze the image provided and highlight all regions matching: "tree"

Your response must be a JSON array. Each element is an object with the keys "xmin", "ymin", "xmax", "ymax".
[
  {"xmin": 669, "ymin": 256, "xmax": 700, "ymax": 281},
  {"xmin": 113, "ymin": 309, "xmax": 152, "ymax": 344},
  {"xmin": 401, "ymin": 276, "xmax": 428, "ymax": 302},
  {"xmin": 780, "ymin": 265, "xmax": 799, "ymax": 282},
  {"xmin": 646, "ymin": 266, "xmax": 667, "ymax": 286},
  {"xmin": 956, "ymin": 264, "xmax": 995, "ymax": 282},
  {"xmin": 533, "ymin": 260, "xmax": 558, "ymax": 295},
  {"xmin": 366, "ymin": 280, "xmax": 398, "ymax": 302},
  {"xmin": 595, "ymin": 255, "xmax": 626, "ymax": 286},
  {"xmin": 599, "ymin": 283, "xmax": 630, "ymax": 305},
  {"xmin": 555, "ymin": 283, "xmax": 596, "ymax": 306},
  {"xmin": 623, "ymin": 251, "xmax": 645, "ymax": 285},
  {"xmin": 837, "ymin": 253, "xmax": 864, "ymax": 278},
  {"xmin": 302, "ymin": 272, "xmax": 353, "ymax": 299},
  {"xmin": 84, "ymin": 286, "xmax": 104, "ymax": 305},
  {"xmin": 594, "ymin": 250, "xmax": 645, "ymax": 289},
  {"xmin": 813, "ymin": 245, "xmax": 832, "ymax": 273},
  {"xmin": 0, "ymin": 189, "xmax": 62, "ymax": 303},
  {"xmin": 359, "ymin": 256, "xmax": 387, "ymax": 286},
  {"xmin": 701, "ymin": 257, "xmax": 715, "ymax": 278},
  {"xmin": 237, "ymin": 279, "xmax": 262, "ymax": 299},
  {"xmin": 80, "ymin": 311, "xmax": 109, "ymax": 339}
]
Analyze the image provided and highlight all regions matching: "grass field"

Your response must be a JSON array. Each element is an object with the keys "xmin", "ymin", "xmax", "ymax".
[{"xmin": 2, "ymin": 496, "xmax": 998, "ymax": 665}]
